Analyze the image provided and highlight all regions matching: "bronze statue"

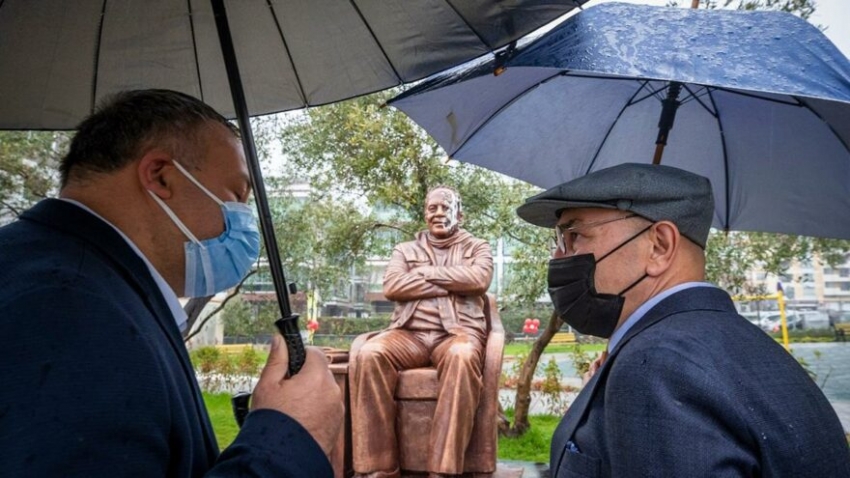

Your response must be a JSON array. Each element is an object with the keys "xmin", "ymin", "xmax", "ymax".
[{"xmin": 350, "ymin": 187, "xmax": 494, "ymax": 478}]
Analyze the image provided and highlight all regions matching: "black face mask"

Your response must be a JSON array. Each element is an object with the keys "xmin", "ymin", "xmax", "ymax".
[{"xmin": 547, "ymin": 225, "xmax": 652, "ymax": 338}]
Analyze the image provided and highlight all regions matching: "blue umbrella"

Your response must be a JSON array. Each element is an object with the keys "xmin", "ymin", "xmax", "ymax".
[{"xmin": 390, "ymin": 2, "xmax": 850, "ymax": 239}]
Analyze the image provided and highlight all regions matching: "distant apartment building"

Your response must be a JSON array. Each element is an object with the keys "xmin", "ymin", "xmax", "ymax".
[{"xmin": 743, "ymin": 255, "xmax": 850, "ymax": 312}]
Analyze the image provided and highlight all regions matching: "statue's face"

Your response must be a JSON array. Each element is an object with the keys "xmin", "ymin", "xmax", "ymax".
[{"xmin": 425, "ymin": 188, "xmax": 462, "ymax": 239}]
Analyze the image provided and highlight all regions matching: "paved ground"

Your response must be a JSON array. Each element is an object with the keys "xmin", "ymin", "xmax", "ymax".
[
  {"xmin": 830, "ymin": 400, "xmax": 850, "ymax": 431},
  {"xmin": 497, "ymin": 345, "xmax": 850, "ymax": 478},
  {"xmin": 500, "ymin": 388, "xmax": 850, "ymax": 432},
  {"xmin": 505, "ymin": 345, "xmax": 850, "ymax": 433}
]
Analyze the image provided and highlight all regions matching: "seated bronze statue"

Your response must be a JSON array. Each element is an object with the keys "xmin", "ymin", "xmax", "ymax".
[{"xmin": 350, "ymin": 187, "xmax": 494, "ymax": 478}]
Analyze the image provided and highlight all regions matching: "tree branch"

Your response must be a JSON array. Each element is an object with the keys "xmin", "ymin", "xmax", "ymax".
[
  {"xmin": 0, "ymin": 200, "xmax": 22, "ymax": 217},
  {"xmin": 182, "ymin": 269, "xmax": 257, "ymax": 342}
]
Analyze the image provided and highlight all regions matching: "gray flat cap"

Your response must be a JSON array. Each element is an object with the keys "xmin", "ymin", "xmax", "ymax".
[{"xmin": 516, "ymin": 163, "xmax": 714, "ymax": 248}]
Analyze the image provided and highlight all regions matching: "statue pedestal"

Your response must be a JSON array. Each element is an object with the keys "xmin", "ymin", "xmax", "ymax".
[
  {"xmin": 399, "ymin": 464, "xmax": 524, "ymax": 477},
  {"xmin": 327, "ymin": 358, "xmax": 525, "ymax": 478}
]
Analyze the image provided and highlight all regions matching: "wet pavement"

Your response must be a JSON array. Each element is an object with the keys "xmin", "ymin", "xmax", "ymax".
[
  {"xmin": 499, "ymin": 342, "xmax": 850, "ymax": 477},
  {"xmin": 502, "ymin": 342, "xmax": 850, "ymax": 432}
]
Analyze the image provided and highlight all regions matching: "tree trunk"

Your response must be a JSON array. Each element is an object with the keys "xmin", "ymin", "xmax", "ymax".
[{"xmin": 505, "ymin": 309, "xmax": 563, "ymax": 437}]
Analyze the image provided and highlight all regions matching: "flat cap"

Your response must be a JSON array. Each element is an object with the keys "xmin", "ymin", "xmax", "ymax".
[{"xmin": 516, "ymin": 163, "xmax": 714, "ymax": 248}]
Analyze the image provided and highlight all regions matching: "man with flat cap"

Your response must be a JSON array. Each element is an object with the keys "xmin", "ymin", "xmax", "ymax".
[{"xmin": 517, "ymin": 163, "xmax": 850, "ymax": 477}]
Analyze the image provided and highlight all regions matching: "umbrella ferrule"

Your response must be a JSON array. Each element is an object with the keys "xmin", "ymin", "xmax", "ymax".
[{"xmin": 656, "ymin": 82, "xmax": 683, "ymax": 146}]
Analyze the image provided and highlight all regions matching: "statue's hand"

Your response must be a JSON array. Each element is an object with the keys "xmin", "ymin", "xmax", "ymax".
[{"xmin": 251, "ymin": 340, "xmax": 344, "ymax": 456}]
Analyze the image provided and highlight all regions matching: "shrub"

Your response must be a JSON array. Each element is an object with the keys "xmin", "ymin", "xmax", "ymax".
[
  {"xmin": 568, "ymin": 344, "xmax": 593, "ymax": 377},
  {"xmin": 191, "ymin": 346, "xmax": 222, "ymax": 374},
  {"xmin": 235, "ymin": 347, "xmax": 263, "ymax": 376}
]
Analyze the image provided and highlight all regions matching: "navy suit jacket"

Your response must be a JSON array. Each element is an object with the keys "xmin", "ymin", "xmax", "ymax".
[
  {"xmin": 550, "ymin": 286, "xmax": 850, "ymax": 477},
  {"xmin": 0, "ymin": 199, "xmax": 332, "ymax": 477}
]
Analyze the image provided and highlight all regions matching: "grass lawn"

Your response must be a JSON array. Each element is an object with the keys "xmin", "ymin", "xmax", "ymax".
[
  {"xmin": 497, "ymin": 413, "xmax": 561, "ymax": 462},
  {"xmin": 205, "ymin": 392, "xmax": 850, "ymax": 460},
  {"xmin": 204, "ymin": 392, "xmax": 559, "ymax": 462},
  {"xmin": 204, "ymin": 392, "xmax": 240, "ymax": 449}
]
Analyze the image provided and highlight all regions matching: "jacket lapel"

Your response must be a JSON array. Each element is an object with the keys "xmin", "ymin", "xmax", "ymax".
[{"xmin": 550, "ymin": 361, "xmax": 610, "ymax": 470}]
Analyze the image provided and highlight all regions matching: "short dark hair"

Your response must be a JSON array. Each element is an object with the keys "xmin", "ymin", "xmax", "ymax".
[{"xmin": 59, "ymin": 89, "xmax": 239, "ymax": 187}]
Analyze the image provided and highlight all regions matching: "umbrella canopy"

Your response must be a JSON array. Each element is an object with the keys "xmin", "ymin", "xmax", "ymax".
[
  {"xmin": 390, "ymin": 2, "xmax": 850, "ymax": 239},
  {"xmin": 0, "ymin": 0, "xmax": 589, "ymax": 373},
  {"xmin": 0, "ymin": 0, "xmax": 589, "ymax": 129}
]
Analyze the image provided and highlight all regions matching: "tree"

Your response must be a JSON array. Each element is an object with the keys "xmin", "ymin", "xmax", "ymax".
[
  {"xmin": 705, "ymin": 231, "xmax": 850, "ymax": 294},
  {"xmin": 0, "ymin": 131, "xmax": 67, "ymax": 223},
  {"xmin": 220, "ymin": 293, "xmax": 279, "ymax": 342},
  {"xmin": 695, "ymin": 0, "xmax": 817, "ymax": 19},
  {"xmin": 277, "ymin": 90, "xmax": 571, "ymax": 434},
  {"xmin": 277, "ymin": 91, "xmax": 542, "ymax": 292}
]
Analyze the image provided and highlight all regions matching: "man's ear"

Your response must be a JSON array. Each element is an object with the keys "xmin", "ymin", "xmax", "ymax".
[
  {"xmin": 646, "ymin": 221, "xmax": 680, "ymax": 277},
  {"xmin": 137, "ymin": 150, "xmax": 175, "ymax": 199}
]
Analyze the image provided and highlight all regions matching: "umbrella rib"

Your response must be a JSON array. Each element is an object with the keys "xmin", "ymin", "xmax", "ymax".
[
  {"xmin": 347, "ymin": 0, "xmax": 403, "ymax": 82},
  {"xmin": 713, "ymin": 87, "xmax": 804, "ymax": 107},
  {"xmin": 90, "ymin": 0, "xmax": 109, "ymax": 113},
  {"xmin": 706, "ymin": 88, "xmax": 731, "ymax": 231},
  {"xmin": 629, "ymin": 81, "xmax": 670, "ymax": 106},
  {"xmin": 793, "ymin": 96, "xmax": 850, "ymax": 154},
  {"xmin": 681, "ymin": 84, "xmax": 717, "ymax": 117},
  {"xmin": 186, "ymin": 0, "xmax": 205, "ymax": 102},
  {"xmin": 585, "ymin": 82, "xmax": 648, "ymax": 174},
  {"xmin": 453, "ymin": 71, "xmax": 563, "ymax": 157},
  {"xmin": 442, "ymin": 0, "xmax": 491, "ymax": 49},
  {"xmin": 266, "ymin": 0, "xmax": 308, "ymax": 106}
]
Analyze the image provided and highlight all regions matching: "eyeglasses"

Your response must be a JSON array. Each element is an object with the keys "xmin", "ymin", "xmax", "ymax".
[{"xmin": 554, "ymin": 214, "xmax": 638, "ymax": 254}]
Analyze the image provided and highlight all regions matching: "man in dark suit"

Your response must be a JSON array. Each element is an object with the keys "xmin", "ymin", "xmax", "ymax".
[
  {"xmin": 517, "ymin": 163, "xmax": 850, "ymax": 477},
  {"xmin": 0, "ymin": 89, "xmax": 343, "ymax": 477}
]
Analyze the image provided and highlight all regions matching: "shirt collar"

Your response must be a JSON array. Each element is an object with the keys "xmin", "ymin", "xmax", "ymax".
[
  {"xmin": 608, "ymin": 281, "xmax": 715, "ymax": 352},
  {"xmin": 57, "ymin": 198, "xmax": 188, "ymax": 332}
]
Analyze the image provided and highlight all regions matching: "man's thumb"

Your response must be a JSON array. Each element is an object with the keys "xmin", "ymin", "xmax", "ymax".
[{"xmin": 259, "ymin": 335, "xmax": 290, "ymax": 382}]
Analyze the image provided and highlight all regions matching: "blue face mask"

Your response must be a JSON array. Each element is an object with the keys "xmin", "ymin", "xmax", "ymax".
[{"xmin": 148, "ymin": 161, "xmax": 260, "ymax": 298}]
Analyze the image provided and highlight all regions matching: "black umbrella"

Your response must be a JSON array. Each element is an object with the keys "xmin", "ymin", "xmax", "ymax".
[{"xmin": 0, "ymin": 0, "xmax": 589, "ymax": 374}]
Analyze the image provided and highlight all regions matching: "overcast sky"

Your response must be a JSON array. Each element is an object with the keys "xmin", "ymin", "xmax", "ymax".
[{"xmin": 582, "ymin": 0, "xmax": 849, "ymax": 58}]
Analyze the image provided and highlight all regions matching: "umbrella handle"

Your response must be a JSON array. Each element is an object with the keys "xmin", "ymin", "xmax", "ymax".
[{"xmin": 276, "ymin": 316, "xmax": 307, "ymax": 376}]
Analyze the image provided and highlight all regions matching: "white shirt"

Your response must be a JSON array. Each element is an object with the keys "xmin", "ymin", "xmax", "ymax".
[{"xmin": 58, "ymin": 198, "xmax": 188, "ymax": 332}]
